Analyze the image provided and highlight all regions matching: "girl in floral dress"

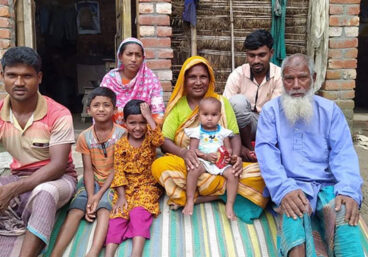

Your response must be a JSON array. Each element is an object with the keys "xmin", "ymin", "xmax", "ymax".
[{"xmin": 104, "ymin": 99, "xmax": 164, "ymax": 257}]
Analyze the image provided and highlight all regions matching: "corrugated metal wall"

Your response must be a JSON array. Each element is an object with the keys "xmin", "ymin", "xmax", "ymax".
[{"xmin": 171, "ymin": 0, "xmax": 309, "ymax": 92}]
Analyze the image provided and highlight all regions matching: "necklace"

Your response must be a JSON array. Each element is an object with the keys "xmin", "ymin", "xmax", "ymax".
[{"xmin": 93, "ymin": 126, "xmax": 112, "ymax": 158}]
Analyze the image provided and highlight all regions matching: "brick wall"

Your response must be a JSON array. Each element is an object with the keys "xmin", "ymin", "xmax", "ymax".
[
  {"xmin": 0, "ymin": 0, "xmax": 14, "ymax": 99},
  {"xmin": 319, "ymin": 0, "xmax": 361, "ymax": 126},
  {"xmin": 137, "ymin": 0, "xmax": 173, "ymax": 102}
]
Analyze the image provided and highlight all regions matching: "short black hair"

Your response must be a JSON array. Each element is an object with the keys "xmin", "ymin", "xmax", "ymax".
[
  {"xmin": 118, "ymin": 42, "xmax": 144, "ymax": 56},
  {"xmin": 1, "ymin": 47, "xmax": 42, "ymax": 72},
  {"xmin": 87, "ymin": 87, "xmax": 117, "ymax": 107},
  {"xmin": 243, "ymin": 30, "xmax": 274, "ymax": 51},
  {"xmin": 123, "ymin": 99, "xmax": 146, "ymax": 119}
]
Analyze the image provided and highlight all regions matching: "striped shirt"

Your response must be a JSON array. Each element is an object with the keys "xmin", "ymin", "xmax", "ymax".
[
  {"xmin": 76, "ymin": 123, "xmax": 125, "ymax": 185},
  {"xmin": 0, "ymin": 93, "xmax": 76, "ymax": 177}
]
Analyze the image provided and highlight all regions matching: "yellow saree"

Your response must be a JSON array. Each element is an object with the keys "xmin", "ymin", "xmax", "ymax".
[{"xmin": 152, "ymin": 56, "xmax": 268, "ymax": 208}]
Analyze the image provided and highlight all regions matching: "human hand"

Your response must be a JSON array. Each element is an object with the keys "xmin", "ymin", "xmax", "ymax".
[
  {"xmin": 281, "ymin": 189, "xmax": 309, "ymax": 219},
  {"xmin": 205, "ymin": 153, "xmax": 218, "ymax": 163},
  {"xmin": 85, "ymin": 194, "xmax": 101, "ymax": 222},
  {"xmin": 0, "ymin": 184, "xmax": 16, "ymax": 211},
  {"xmin": 241, "ymin": 147, "xmax": 257, "ymax": 162},
  {"xmin": 335, "ymin": 195, "xmax": 360, "ymax": 226},
  {"xmin": 140, "ymin": 102, "xmax": 152, "ymax": 120},
  {"xmin": 182, "ymin": 149, "xmax": 200, "ymax": 170},
  {"xmin": 112, "ymin": 198, "xmax": 128, "ymax": 215},
  {"xmin": 231, "ymin": 155, "xmax": 243, "ymax": 176}
]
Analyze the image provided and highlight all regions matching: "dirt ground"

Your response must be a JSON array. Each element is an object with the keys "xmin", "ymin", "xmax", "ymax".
[{"xmin": 357, "ymin": 145, "xmax": 368, "ymax": 222}]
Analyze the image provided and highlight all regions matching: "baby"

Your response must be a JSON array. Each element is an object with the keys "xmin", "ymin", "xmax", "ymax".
[{"xmin": 183, "ymin": 97, "xmax": 238, "ymax": 220}]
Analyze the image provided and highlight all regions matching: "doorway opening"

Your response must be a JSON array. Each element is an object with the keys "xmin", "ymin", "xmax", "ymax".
[
  {"xmin": 32, "ymin": 0, "xmax": 137, "ymax": 115},
  {"xmin": 356, "ymin": 0, "xmax": 368, "ymax": 110}
]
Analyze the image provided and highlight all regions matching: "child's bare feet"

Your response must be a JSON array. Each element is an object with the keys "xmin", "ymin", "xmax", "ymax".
[
  {"xmin": 182, "ymin": 200, "xmax": 194, "ymax": 215},
  {"xmin": 225, "ymin": 202, "xmax": 237, "ymax": 221}
]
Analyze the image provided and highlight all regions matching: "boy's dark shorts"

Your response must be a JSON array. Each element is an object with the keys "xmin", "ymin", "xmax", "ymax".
[{"xmin": 69, "ymin": 180, "xmax": 114, "ymax": 212}]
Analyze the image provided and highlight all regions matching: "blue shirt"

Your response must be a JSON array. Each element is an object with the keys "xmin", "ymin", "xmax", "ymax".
[{"xmin": 255, "ymin": 95, "xmax": 362, "ymax": 211}]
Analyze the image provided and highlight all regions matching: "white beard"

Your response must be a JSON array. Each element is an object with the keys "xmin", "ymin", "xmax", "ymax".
[{"xmin": 281, "ymin": 87, "xmax": 314, "ymax": 125}]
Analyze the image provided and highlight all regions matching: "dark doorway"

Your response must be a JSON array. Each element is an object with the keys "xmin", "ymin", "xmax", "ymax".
[
  {"xmin": 35, "ymin": 0, "xmax": 117, "ymax": 113},
  {"xmin": 356, "ymin": 0, "xmax": 368, "ymax": 109}
]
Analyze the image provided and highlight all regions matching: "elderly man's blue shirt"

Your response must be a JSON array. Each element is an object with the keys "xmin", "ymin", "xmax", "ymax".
[{"xmin": 255, "ymin": 95, "xmax": 362, "ymax": 211}]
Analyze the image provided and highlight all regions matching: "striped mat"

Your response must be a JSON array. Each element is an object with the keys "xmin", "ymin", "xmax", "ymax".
[{"xmin": 43, "ymin": 195, "xmax": 368, "ymax": 257}]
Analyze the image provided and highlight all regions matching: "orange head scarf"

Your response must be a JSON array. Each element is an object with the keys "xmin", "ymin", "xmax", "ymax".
[{"xmin": 165, "ymin": 56, "xmax": 219, "ymax": 119}]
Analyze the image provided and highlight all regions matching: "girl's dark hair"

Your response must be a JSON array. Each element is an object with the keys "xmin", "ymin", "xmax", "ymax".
[
  {"xmin": 118, "ymin": 42, "xmax": 144, "ymax": 56},
  {"xmin": 1, "ymin": 47, "xmax": 42, "ymax": 72},
  {"xmin": 123, "ymin": 99, "xmax": 146, "ymax": 119},
  {"xmin": 87, "ymin": 87, "xmax": 117, "ymax": 107},
  {"xmin": 243, "ymin": 29, "xmax": 274, "ymax": 51}
]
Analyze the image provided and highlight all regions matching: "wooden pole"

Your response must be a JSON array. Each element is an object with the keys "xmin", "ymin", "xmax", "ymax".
[
  {"xmin": 230, "ymin": 0, "xmax": 235, "ymax": 71},
  {"xmin": 16, "ymin": 0, "xmax": 25, "ymax": 46},
  {"xmin": 191, "ymin": 25, "xmax": 197, "ymax": 56}
]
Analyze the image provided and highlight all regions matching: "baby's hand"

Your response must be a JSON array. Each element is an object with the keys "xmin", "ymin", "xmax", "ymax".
[
  {"xmin": 206, "ymin": 153, "xmax": 218, "ymax": 163},
  {"xmin": 140, "ymin": 102, "xmax": 152, "ymax": 120}
]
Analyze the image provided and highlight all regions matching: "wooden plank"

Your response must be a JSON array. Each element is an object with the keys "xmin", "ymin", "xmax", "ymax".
[
  {"xmin": 23, "ymin": 0, "xmax": 35, "ymax": 48},
  {"xmin": 122, "ymin": 0, "xmax": 132, "ymax": 39}
]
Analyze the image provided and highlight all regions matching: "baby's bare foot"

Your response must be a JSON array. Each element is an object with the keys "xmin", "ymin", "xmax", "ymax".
[
  {"xmin": 182, "ymin": 201, "xmax": 194, "ymax": 216},
  {"xmin": 225, "ymin": 203, "xmax": 237, "ymax": 221}
]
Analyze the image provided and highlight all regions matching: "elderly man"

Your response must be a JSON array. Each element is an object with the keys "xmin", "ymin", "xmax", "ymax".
[
  {"xmin": 0, "ymin": 47, "xmax": 77, "ymax": 257},
  {"xmin": 223, "ymin": 29, "xmax": 283, "ymax": 161},
  {"xmin": 256, "ymin": 54, "xmax": 363, "ymax": 257}
]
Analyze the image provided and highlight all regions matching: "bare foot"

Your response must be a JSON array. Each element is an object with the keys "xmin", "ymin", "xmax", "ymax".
[
  {"xmin": 182, "ymin": 200, "xmax": 194, "ymax": 216},
  {"xmin": 169, "ymin": 203, "xmax": 180, "ymax": 210},
  {"xmin": 225, "ymin": 203, "xmax": 237, "ymax": 221}
]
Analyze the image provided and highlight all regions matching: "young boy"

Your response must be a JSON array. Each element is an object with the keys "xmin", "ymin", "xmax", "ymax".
[{"xmin": 51, "ymin": 87, "xmax": 126, "ymax": 257}]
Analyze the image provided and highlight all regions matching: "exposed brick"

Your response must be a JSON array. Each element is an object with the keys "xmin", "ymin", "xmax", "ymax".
[
  {"xmin": 329, "ymin": 38, "xmax": 358, "ymax": 48},
  {"xmin": 323, "ymin": 80, "xmax": 355, "ymax": 90},
  {"xmin": 156, "ymin": 3, "xmax": 172, "ymax": 14},
  {"xmin": 344, "ymin": 27, "xmax": 359, "ymax": 37},
  {"xmin": 157, "ymin": 48, "xmax": 173, "ymax": 58},
  {"xmin": 146, "ymin": 59, "xmax": 171, "ymax": 69},
  {"xmin": 160, "ymin": 81, "xmax": 172, "ymax": 91},
  {"xmin": 340, "ymin": 90, "xmax": 355, "ymax": 99},
  {"xmin": 138, "ymin": 15, "xmax": 170, "ymax": 26},
  {"xmin": 144, "ymin": 48, "xmax": 155, "ymax": 58},
  {"xmin": 329, "ymin": 15, "xmax": 359, "ymax": 26},
  {"xmin": 346, "ymin": 4, "xmax": 360, "ymax": 15},
  {"xmin": 140, "ymin": 37, "xmax": 171, "ymax": 48},
  {"xmin": 0, "ymin": 18, "xmax": 10, "ymax": 28},
  {"xmin": 139, "ymin": 26, "xmax": 155, "ymax": 37},
  {"xmin": 326, "ymin": 69, "xmax": 356, "ymax": 79},
  {"xmin": 0, "ymin": 29, "xmax": 10, "ymax": 39},
  {"xmin": 343, "ymin": 48, "xmax": 358, "ymax": 58},
  {"xmin": 0, "ymin": 6, "xmax": 10, "ymax": 18},
  {"xmin": 330, "ymin": 5, "xmax": 344, "ymax": 14},
  {"xmin": 329, "ymin": 27, "xmax": 342, "ymax": 37},
  {"xmin": 335, "ymin": 100, "xmax": 355, "ymax": 109},
  {"xmin": 328, "ymin": 48, "xmax": 358, "ymax": 59},
  {"xmin": 0, "ymin": 39, "xmax": 10, "ymax": 48},
  {"xmin": 319, "ymin": 90, "xmax": 338, "ymax": 100},
  {"xmin": 155, "ymin": 70, "xmax": 172, "ymax": 80},
  {"xmin": 139, "ymin": 3, "xmax": 154, "ymax": 14},
  {"xmin": 157, "ymin": 26, "xmax": 172, "ymax": 37},
  {"xmin": 328, "ymin": 59, "xmax": 357, "ymax": 69},
  {"xmin": 330, "ymin": 0, "xmax": 360, "ymax": 3},
  {"xmin": 0, "ymin": 0, "xmax": 8, "ymax": 5}
]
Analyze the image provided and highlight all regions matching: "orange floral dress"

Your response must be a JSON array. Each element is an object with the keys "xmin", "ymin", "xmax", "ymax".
[{"xmin": 110, "ymin": 126, "xmax": 164, "ymax": 219}]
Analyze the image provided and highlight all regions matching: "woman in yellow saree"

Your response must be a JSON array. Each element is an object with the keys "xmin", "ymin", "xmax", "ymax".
[{"xmin": 152, "ymin": 56, "xmax": 268, "ymax": 220}]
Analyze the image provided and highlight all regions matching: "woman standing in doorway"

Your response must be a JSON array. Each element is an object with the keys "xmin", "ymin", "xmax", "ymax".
[{"xmin": 100, "ymin": 37, "xmax": 165, "ymax": 125}]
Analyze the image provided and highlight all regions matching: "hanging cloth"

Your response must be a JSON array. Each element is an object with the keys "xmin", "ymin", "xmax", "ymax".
[
  {"xmin": 271, "ymin": 0, "xmax": 287, "ymax": 66},
  {"xmin": 183, "ymin": 0, "xmax": 199, "ymax": 26},
  {"xmin": 307, "ymin": 0, "xmax": 329, "ymax": 92}
]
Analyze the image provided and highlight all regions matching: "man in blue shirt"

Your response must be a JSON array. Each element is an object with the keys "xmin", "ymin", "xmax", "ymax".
[{"xmin": 256, "ymin": 53, "xmax": 363, "ymax": 257}]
